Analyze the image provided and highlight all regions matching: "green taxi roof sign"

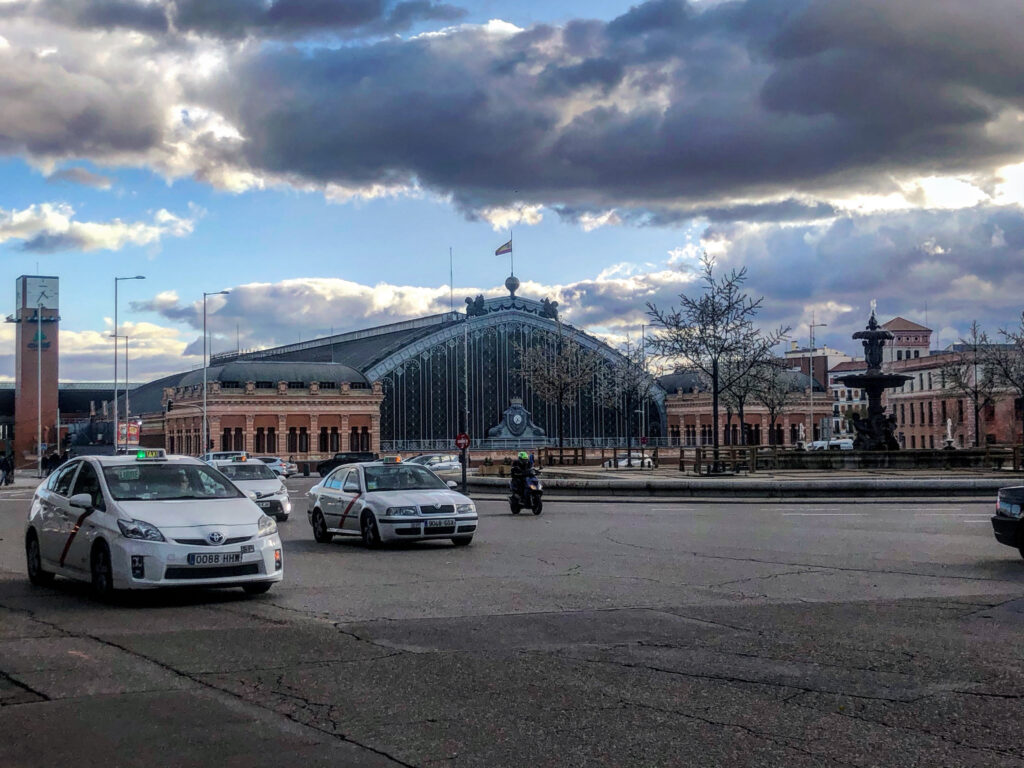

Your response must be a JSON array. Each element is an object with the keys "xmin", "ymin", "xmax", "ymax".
[{"xmin": 136, "ymin": 449, "xmax": 166, "ymax": 461}]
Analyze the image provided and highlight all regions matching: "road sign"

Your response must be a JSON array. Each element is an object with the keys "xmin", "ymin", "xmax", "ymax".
[{"xmin": 455, "ymin": 433, "xmax": 471, "ymax": 450}]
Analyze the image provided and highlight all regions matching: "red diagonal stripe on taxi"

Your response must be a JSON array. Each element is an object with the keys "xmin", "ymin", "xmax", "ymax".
[
  {"xmin": 339, "ymin": 493, "xmax": 361, "ymax": 527},
  {"xmin": 59, "ymin": 508, "xmax": 95, "ymax": 567}
]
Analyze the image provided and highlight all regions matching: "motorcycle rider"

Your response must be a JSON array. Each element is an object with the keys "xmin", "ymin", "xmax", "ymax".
[{"xmin": 510, "ymin": 451, "xmax": 531, "ymax": 502}]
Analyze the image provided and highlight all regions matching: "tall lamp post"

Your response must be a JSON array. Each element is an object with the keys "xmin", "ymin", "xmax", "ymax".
[
  {"xmin": 808, "ymin": 319, "xmax": 827, "ymax": 443},
  {"xmin": 114, "ymin": 275, "xmax": 145, "ymax": 452},
  {"xmin": 202, "ymin": 290, "xmax": 230, "ymax": 457}
]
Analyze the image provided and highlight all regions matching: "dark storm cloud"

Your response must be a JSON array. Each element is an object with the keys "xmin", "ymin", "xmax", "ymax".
[
  {"xmin": 2, "ymin": 0, "xmax": 1024, "ymax": 221},
  {"xmin": 4, "ymin": 0, "xmax": 465, "ymax": 38},
  {"xmin": 180, "ymin": 0, "xmax": 1024, "ymax": 216}
]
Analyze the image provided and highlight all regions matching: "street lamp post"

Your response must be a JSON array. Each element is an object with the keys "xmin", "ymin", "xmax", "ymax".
[
  {"xmin": 114, "ymin": 275, "xmax": 145, "ymax": 452},
  {"xmin": 36, "ymin": 299, "xmax": 42, "ymax": 478},
  {"xmin": 202, "ymin": 290, "xmax": 230, "ymax": 457}
]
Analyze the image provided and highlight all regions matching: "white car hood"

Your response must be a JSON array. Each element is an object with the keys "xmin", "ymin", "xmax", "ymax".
[
  {"xmin": 230, "ymin": 478, "xmax": 284, "ymax": 497},
  {"xmin": 365, "ymin": 488, "xmax": 471, "ymax": 509},
  {"xmin": 115, "ymin": 497, "xmax": 263, "ymax": 529}
]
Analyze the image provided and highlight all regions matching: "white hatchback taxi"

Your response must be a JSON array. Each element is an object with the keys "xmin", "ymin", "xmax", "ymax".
[
  {"xmin": 307, "ymin": 461, "xmax": 477, "ymax": 547},
  {"xmin": 212, "ymin": 458, "xmax": 292, "ymax": 520},
  {"xmin": 25, "ymin": 449, "xmax": 283, "ymax": 600}
]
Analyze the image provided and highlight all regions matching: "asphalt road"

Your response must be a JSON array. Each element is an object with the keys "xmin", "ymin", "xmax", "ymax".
[{"xmin": 0, "ymin": 476, "xmax": 1022, "ymax": 767}]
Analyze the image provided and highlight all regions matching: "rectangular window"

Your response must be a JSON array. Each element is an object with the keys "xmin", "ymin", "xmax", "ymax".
[
  {"xmin": 287, "ymin": 427, "xmax": 297, "ymax": 453},
  {"xmin": 958, "ymin": 399, "xmax": 964, "ymax": 420},
  {"xmin": 330, "ymin": 427, "xmax": 339, "ymax": 452},
  {"xmin": 928, "ymin": 401, "xmax": 933, "ymax": 426},
  {"xmin": 298, "ymin": 427, "xmax": 309, "ymax": 453},
  {"xmin": 233, "ymin": 427, "xmax": 244, "ymax": 452},
  {"xmin": 900, "ymin": 403, "xmax": 906, "ymax": 424},
  {"xmin": 221, "ymin": 428, "xmax": 231, "ymax": 452},
  {"xmin": 909, "ymin": 403, "xmax": 915, "ymax": 425},
  {"xmin": 929, "ymin": 435, "xmax": 934, "ymax": 449},
  {"xmin": 897, "ymin": 350, "xmax": 903, "ymax": 360},
  {"xmin": 319, "ymin": 427, "xmax": 328, "ymax": 452},
  {"xmin": 267, "ymin": 427, "xmax": 276, "ymax": 454},
  {"xmin": 920, "ymin": 402, "xmax": 925, "ymax": 423},
  {"xmin": 255, "ymin": 428, "xmax": 265, "ymax": 453},
  {"xmin": 941, "ymin": 400, "xmax": 947, "ymax": 421},
  {"xmin": 911, "ymin": 435, "xmax": 916, "ymax": 448}
]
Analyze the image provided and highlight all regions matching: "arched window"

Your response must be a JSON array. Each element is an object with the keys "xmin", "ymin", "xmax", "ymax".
[
  {"xmin": 298, "ymin": 427, "xmax": 309, "ymax": 453},
  {"xmin": 287, "ymin": 427, "xmax": 297, "ymax": 453},
  {"xmin": 267, "ymin": 427, "xmax": 277, "ymax": 454},
  {"xmin": 221, "ymin": 428, "xmax": 231, "ymax": 452},
  {"xmin": 319, "ymin": 427, "xmax": 328, "ymax": 452}
]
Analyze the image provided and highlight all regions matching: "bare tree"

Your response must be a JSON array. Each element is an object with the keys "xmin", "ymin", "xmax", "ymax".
[
  {"xmin": 940, "ymin": 321, "xmax": 998, "ymax": 448},
  {"xmin": 516, "ymin": 322, "xmax": 604, "ymax": 463},
  {"xmin": 647, "ymin": 255, "xmax": 789, "ymax": 469},
  {"xmin": 751, "ymin": 361, "xmax": 798, "ymax": 445},
  {"xmin": 987, "ymin": 312, "xmax": 1024, "ymax": 447},
  {"xmin": 721, "ymin": 353, "xmax": 764, "ymax": 445},
  {"xmin": 597, "ymin": 338, "xmax": 661, "ymax": 466}
]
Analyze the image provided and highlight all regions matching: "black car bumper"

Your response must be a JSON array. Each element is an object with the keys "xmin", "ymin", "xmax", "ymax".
[{"xmin": 991, "ymin": 515, "xmax": 1022, "ymax": 548}]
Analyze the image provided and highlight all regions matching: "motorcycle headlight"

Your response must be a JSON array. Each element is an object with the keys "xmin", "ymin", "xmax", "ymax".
[
  {"xmin": 387, "ymin": 506, "xmax": 419, "ymax": 516},
  {"xmin": 117, "ymin": 518, "xmax": 165, "ymax": 542},
  {"xmin": 456, "ymin": 503, "xmax": 475, "ymax": 514},
  {"xmin": 257, "ymin": 514, "xmax": 278, "ymax": 537}
]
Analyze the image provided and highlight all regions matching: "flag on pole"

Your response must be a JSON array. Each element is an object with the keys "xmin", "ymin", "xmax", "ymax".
[{"xmin": 495, "ymin": 239, "xmax": 512, "ymax": 256}]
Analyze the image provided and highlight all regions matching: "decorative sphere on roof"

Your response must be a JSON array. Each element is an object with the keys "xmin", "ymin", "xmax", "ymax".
[{"xmin": 505, "ymin": 275, "xmax": 520, "ymax": 297}]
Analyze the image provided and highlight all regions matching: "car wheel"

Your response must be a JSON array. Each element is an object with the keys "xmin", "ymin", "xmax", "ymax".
[
  {"xmin": 361, "ymin": 512, "xmax": 382, "ymax": 549},
  {"xmin": 90, "ymin": 541, "xmax": 117, "ymax": 602},
  {"xmin": 312, "ymin": 509, "xmax": 333, "ymax": 543},
  {"xmin": 451, "ymin": 536, "xmax": 473, "ymax": 547},
  {"xmin": 243, "ymin": 582, "xmax": 273, "ymax": 595},
  {"xmin": 25, "ymin": 530, "xmax": 54, "ymax": 586}
]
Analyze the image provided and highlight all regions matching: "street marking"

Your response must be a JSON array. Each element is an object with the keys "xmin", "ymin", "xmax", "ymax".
[{"xmin": 782, "ymin": 513, "xmax": 866, "ymax": 516}]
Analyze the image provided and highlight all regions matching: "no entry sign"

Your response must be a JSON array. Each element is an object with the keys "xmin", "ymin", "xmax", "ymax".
[{"xmin": 455, "ymin": 433, "xmax": 471, "ymax": 450}]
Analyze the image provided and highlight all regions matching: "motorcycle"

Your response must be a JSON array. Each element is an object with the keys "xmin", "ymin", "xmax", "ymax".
[{"xmin": 509, "ymin": 468, "xmax": 543, "ymax": 515}]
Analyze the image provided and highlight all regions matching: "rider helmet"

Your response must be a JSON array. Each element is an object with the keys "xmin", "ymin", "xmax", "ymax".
[{"xmin": 518, "ymin": 451, "xmax": 529, "ymax": 460}]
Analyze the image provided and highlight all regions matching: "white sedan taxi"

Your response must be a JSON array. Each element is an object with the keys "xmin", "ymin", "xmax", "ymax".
[
  {"xmin": 25, "ymin": 449, "xmax": 283, "ymax": 600},
  {"xmin": 211, "ymin": 458, "xmax": 292, "ymax": 520},
  {"xmin": 307, "ymin": 461, "xmax": 477, "ymax": 547}
]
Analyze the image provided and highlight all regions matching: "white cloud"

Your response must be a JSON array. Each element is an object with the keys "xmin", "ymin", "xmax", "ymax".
[
  {"xmin": 0, "ymin": 202, "xmax": 196, "ymax": 252},
  {"xmin": 578, "ymin": 209, "xmax": 622, "ymax": 232},
  {"xmin": 477, "ymin": 203, "xmax": 544, "ymax": 231}
]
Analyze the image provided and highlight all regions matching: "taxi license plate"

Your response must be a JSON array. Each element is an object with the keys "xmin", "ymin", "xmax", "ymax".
[
  {"xmin": 188, "ymin": 552, "xmax": 242, "ymax": 566},
  {"xmin": 426, "ymin": 519, "xmax": 454, "ymax": 528},
  {"xmin": 258, "ymin": 501, "xmax": 270, "ymax": 508}
]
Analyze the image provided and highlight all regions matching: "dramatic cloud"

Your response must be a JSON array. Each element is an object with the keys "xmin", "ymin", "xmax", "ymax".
[
  {"xmin": 0, "ymin": 202, "xmax": 196, "ymax": 252},
  {"xmin": 1, "ymin": 0, "xmax": 1022, "ymax": 222},
  {"xmin": 1, "ymin": 0, "xmax": 466, "ymax": 39}
]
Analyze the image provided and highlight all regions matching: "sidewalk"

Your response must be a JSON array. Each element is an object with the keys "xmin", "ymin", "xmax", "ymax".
[{"xmin": 467, "ymin": 465, "xmax": 1021, "ymax": 499}]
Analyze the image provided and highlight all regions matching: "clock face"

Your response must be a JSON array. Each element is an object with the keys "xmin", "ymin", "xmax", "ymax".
[
  {"xmin": 512, "ymin": 414, "xmax": 523, "ymax": 425},
  {"xmin": 23, "ymin": 277, "xmax": 58, "ymax": 310}
]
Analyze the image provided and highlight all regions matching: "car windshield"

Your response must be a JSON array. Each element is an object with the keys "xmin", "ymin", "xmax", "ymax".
[
  {"xmin": 102, "ymin": 463, "xmax": 244, "ymax": 501},
  {"xmin": 218, "ymin": 463, "xmax": 277, "ymax": 480},
  {"xmin": 256, "ymin": 457, "xmax": 278, "ymax": 463},
  {"xmin": 363, "ymin": 465, "xmax": 448, "ymax": 492}
]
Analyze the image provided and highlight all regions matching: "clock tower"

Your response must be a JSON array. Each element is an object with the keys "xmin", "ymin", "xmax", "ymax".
[{"xmin": 13, "ymin": 276, "xmax": 60, "ymax": 469}]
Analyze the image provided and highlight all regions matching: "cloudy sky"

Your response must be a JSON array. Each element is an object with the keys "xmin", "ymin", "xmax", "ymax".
[{"xmin": 1, "ymin": 0, "xmax": 1023, "ymax": 381}]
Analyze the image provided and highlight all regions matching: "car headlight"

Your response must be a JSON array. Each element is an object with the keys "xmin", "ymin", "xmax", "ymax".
[
  {"xmin": 387, "ymin": 506, "xmax": 419, "ymax": 516},
  {"xmin": 117, "ymin": 518, "xmax": 165, "ymax": 542},
  {"xmin": 257, "ymin": 514, "xmax": 278, "ymax": 537},
  {"xmin": 278, "ymin": 483, "xmax": 288, "ymax": 495},
  {"xmin": 456, "ymin": 503, "xmax": 475, "ymax": 514}
]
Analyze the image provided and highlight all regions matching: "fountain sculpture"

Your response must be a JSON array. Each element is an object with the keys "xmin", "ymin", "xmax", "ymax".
[{"xmin": 838, "ymin": 306, "xmax": 912, "ymax": 450}]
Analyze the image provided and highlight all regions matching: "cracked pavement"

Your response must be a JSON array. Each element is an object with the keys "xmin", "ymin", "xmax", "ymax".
[{"xmin": 0, "ymin": 480, "xmax": 1021, "ymax": 767}]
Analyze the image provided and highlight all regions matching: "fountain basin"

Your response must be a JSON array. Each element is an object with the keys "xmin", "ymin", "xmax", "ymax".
[{"xmin": 838, "ymin": 373, "xmax": 912, "ymax": 390}]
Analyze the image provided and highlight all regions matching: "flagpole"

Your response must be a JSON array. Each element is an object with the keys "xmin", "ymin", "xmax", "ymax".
[
  {"xmin": 449, "ymin": 246, "xmax": 454, "ymax": 312},
  {"xmin": 509, "ymin": 230, "xmax": 514, "ymax": 276}
]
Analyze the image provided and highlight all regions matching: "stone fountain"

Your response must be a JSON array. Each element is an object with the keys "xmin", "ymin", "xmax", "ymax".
[{"xmin": 838, "ymin": 307, "xmax": 912, "ymax": 450}]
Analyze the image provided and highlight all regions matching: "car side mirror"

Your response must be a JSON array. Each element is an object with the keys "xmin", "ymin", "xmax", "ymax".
[
  {"xmin": 69, "ymin": 493, "xmax": 93, "ymax": 510},
  {"xmin": 446, "ymin": 480, "xmax": 458, "ymax": 489},
  {"xmin": 246, "ymin": 490, "xmax": 258, "ymax": 501}
]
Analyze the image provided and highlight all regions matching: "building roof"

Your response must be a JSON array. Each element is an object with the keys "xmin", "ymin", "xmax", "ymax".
[
  {"xmin": 658, "ymin": 367, "xmax": 824, "ymax": 395},
  {"xmin": 882, "ymin": 317, "xmax": 931, "ymax": 333},
  {"xmin": 829, "ymin": 360, "xmax": 867, "ymax": 374}
]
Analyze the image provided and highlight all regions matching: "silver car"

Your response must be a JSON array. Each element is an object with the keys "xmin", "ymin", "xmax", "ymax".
[
  {"xmin": 405, "ymin": 453, "xmax": 463, "ymax": 472},
  {"xmin": 307, "ymin": 462, "xmax": 477, "ymax": 548}
]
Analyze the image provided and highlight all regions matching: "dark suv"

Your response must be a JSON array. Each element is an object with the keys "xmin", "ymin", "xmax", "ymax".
[{"xmin": 316, "ymin": 452, "xmax": 379, "ymax": 476}]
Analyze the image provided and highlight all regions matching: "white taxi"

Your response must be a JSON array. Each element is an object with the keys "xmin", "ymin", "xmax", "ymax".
[
  {"xmin": 211, "ymin": 458, "xmax": 291, "ymax": 521},
  {"xmin": 307, "ymin": 461, "xmax": 477, "ymax": 547},
  {"xmin": 25, "ymin": 449, "xmax": 283, "ymax": 600}
]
